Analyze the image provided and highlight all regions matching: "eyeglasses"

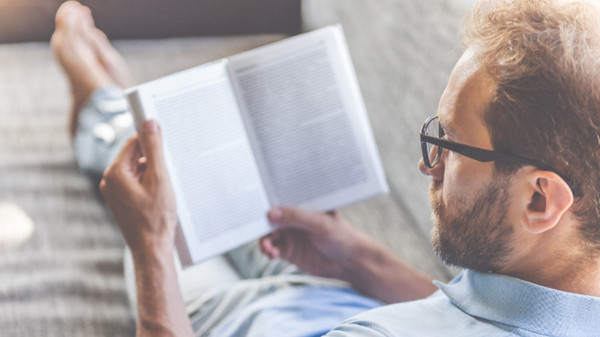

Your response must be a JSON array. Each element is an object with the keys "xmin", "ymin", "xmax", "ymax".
[{"xmin": 420, "ymin": 116, "xmax": 556, "ymax": 172}]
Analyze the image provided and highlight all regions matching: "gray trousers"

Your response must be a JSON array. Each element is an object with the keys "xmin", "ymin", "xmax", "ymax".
[{"xmin": 75, "ymin": 85, "xmax": 349, "ymax": 336}]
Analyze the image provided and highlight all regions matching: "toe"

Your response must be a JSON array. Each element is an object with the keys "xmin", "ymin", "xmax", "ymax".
[{"xmin": 54, "ymin": 1, "xmax": 82, "ymax": 28}]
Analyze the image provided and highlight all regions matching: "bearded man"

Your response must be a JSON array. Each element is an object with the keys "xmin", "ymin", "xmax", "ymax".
[{"xmin": 52, "ymin": 0, "xmax": 600, "ymax": 335}]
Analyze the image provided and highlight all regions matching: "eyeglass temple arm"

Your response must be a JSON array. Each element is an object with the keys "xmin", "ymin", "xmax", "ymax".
[{"xmin": 421, "ymin": 135, "xmax": 555, "ymax": 172}]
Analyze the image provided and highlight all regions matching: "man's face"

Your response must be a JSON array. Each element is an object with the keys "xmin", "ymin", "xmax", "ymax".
[
  {"xmin": 420, "ymin": 49, "xmax": 516, "ymax": 272},
  {"xmin": 429, "ymin": 174, "xmax": 514, "ymax": 272}
]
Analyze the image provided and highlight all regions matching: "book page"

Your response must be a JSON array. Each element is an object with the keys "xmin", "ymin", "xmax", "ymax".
[
  {"xmin": 127, "ymin": 61, "xmax": 271, "ymax": 264},
  {"xmin": 229, "ymin": 26, "xmax": 388, "ymax": 211}
]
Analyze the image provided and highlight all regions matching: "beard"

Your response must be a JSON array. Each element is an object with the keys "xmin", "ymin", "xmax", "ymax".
[{"xmin": 430, "ymin": 175, "xmax": 514, "ymax": 273}]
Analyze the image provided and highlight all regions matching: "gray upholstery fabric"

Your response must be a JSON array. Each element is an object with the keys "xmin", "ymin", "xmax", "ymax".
[
  {"xmin": 0, "ymin": 0, "xmax": 473, "ymax": 335},
  {"xmin": 0, "ymin": 0, "xmax": 301, "ymax": 43}
]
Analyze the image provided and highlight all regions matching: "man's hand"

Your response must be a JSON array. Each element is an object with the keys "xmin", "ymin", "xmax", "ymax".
[
  {"xmin": 260, "ymin": 207, "xmax": 370, "ymax": 280},
  {"xmin": 261, "ymin": 207, "xmax": 436, "ymax": 303},
  {"xmin": 100, "ymin": 120, "xmax": 177, "ymax": 258},
  {"xmin": 99, "ymin": 120, "xmax": 193, "ymax": 337}
]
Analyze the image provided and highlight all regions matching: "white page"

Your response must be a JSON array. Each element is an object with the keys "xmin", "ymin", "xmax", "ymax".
[
  {"xmin": 229, "ymin": 26, "xmax": 388, "ymax": 211},
  {"xmin": 126, "ymin": 61, "xmax": 271, "ymax": 264}
]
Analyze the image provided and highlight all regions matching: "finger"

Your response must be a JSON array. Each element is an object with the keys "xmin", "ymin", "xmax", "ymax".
[
  {"xmin": 267, "ymin": 207, "xmax": 332, "ymax": 234},
  {"xmin": 138, "ymin": 120, "xmax": 168, "ymax": 175},
  {"xmin": 102, "ymin": 137, "xmax": 142, "ymax": 192},
  {"xmin": 258, "ymin": 236, "xmax": 279, "ymax": 260},
  {"xmin": 259, "ymin": 235, "xmax": 280, "ymax": 259},
  {"xmin": 99, "ymin": 178, "xmax": 108, "ymax": 198},
  {"xmin": 107, "ymin": 136, "xmax": 142, "ymax": 174}
]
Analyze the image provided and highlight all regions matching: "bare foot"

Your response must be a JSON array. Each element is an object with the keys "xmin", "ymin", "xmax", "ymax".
[
  {"xmin": 89, "ymin": 28, "xmax": 133, "ymax": 88},
  {"xmin": 51, "ymin": 1, "xmax": 131, "ymax": 138}
]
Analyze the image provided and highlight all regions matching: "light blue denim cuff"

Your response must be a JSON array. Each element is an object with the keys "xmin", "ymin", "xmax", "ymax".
[{"xmin": 74, "ymin": 84, "xmax": 135, "ymax": 175}]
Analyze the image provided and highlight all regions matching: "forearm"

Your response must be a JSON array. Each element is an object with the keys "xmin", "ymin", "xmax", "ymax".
[
  {"xmin": 132, "ymin": 246, "xmax": 193, "ymax": 337},
  {"xmin": 341, "ymin": 235, "xmax": 437, "ymax": 304},
  {"xmin": 99, "ymin": 119, "xmax": 191, "ymax": 336}
]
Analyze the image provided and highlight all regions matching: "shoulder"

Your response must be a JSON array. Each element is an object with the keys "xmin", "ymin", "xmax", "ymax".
[
  {"xmin": 324, "ymin": 268, "xmax": 600, "ymax": 337},
  {"xmin": 323, "ymin": 290, "xmax": 513, "ymax": 337}
]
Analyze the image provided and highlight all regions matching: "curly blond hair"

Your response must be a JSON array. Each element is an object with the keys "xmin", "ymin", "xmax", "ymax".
[{"xmin": 463, "ymin": 0, "xmax": 600, "ymax": 250}]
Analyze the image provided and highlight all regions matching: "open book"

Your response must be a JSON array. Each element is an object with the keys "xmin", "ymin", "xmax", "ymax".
[{"xmin": 125, "ymin": 25, "xmax": 389, "ymax": 267}]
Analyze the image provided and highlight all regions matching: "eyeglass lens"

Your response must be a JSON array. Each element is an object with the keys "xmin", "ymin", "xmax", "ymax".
[{"xmin": 425, "ymin": 117, "xmax": 443, "ymax": 167}]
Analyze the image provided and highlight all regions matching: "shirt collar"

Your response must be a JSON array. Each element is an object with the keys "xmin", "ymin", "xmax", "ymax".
[{"xmin": 434, "ymin": 269, "xmax": 600, "ymax": 337}]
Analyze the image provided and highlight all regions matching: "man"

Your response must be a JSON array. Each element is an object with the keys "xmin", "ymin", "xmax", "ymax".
[{"xmin": 52, "ymin": 0, "xmax": 600, "ymax": 336}]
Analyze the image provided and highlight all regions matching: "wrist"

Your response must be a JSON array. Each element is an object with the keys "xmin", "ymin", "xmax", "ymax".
[
  {"xmin": 127, "ymin": 216, "xmax": 176, "ymax": 259},
  {"xmin": 130, "ymin": 232, "xmax": 174, "ymax": 264},
  {"xmin": 339, "ymin": 233, "xmax": 383, "ymax": 280},
  {"xmin": 339, "ymin": 234, "xmax": 397, "ymax": 289},
  {"xmin": 131, "ymin": 240, "xmax": 173, "ymax": 272}
]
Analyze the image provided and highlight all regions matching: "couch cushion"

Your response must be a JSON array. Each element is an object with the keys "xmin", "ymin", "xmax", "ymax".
[{"xmin": 0, "ymin": 0, "xmax": 301, "ymax": 43}]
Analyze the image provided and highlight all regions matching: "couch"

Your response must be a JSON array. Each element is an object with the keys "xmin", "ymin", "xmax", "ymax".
[{"xmin": 0, "ymin": 0, "xmax": 471, "ymax": 335}]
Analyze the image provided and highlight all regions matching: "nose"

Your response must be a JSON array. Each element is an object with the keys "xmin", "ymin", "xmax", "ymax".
[
  {"xmin": 418, "ymin": 158, "xmax": 428, "ymax": 175},
  {"xmin": 418, "ymin": 157, "xmax": 444, "ymax": 181}
]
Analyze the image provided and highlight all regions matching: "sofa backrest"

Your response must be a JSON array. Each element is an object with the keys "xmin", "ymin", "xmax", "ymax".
[{"xmin": 0, "ymin": 0, "xmax": 302, "ymax": 43}]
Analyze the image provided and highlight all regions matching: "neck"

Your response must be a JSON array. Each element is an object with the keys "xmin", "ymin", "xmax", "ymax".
[
  {"xmin": 502, "ymin": 231, "xmax": 600, "ymax": 297},
  {"xmin": 517, "ymin": 260, "xmax": 600, "ymax": 296}
]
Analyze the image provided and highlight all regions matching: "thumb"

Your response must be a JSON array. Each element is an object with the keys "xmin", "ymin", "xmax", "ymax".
[
  {"xmin": 139, "ymin": 120, "xmax": 167, "ymax": 174},
  {"xmin": 267, "ymin": 207, "xmax": 333, "ymax": 234}
]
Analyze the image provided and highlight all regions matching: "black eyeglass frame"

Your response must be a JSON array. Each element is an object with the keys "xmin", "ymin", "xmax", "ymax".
[{"xmin": 420, "ymin": 116, "xmax": 557, "ymax": 172}]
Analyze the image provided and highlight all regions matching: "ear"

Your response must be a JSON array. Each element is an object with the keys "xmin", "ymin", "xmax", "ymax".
[{"xmin": 520, "ymin": 171, "xmax": 573, "ymax": 234}]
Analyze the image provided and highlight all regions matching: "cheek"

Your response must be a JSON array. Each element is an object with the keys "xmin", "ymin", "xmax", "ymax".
[
  {"xmin": 442, "ymin": 154, "xmax": 495, "ymax": 206},
  {"xmin": 442, "ymin": 155, "xmax": 466, "ymax": 199}
]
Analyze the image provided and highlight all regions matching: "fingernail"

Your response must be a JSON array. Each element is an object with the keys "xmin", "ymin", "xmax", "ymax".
[
  {"xmin": 143, "ymin": 120, "xmax": 159, "ymax": 133},
  {"xmin": 269, "ymin": 207, "xmax": 282, "ymax": 221}
]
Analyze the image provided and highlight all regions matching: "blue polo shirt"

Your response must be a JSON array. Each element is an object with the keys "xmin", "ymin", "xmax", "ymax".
[{"xmin": 327, "ymin": 269, "xmax": 600, "ymax": 336}]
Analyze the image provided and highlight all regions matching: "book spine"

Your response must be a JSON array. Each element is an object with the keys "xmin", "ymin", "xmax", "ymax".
[{"xmin": 125, "ymin": 90, "xmax": 147, "ymax": 134}]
